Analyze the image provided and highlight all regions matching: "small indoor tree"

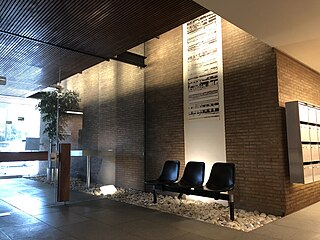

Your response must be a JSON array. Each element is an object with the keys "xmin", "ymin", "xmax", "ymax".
[
  {"xmin": 36, "ymin": 89, "xmax": 81, "ymax": 180},
  {"xmin": 37, "ymin": 90, "xmax": 81, "ymax": 141}
]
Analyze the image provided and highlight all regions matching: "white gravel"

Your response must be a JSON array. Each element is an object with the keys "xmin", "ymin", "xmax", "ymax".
[
  {"xmin": 101, "ymin": 188, "xmax": 281, "ymax": 232},
  {"xmin": 28, "ymin": 177, "xmax": 281, "ymax": 232}
]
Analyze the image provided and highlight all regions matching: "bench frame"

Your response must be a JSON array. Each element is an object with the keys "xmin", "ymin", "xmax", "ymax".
[
  {"xmin": 154, "ymin": 184, "xmax": 235, "ymax": 221},
  {"xmin": 152, "ymin": 162, "xmax": 235, "ymax": 221}
]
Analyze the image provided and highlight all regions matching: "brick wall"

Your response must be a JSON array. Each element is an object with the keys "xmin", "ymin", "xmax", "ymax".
[
  {"xmin": 277, "ymin": 51, "xmax": 320, "ymax": 214},
  {"xmin": 63, "ymin": 63, "xmax": 110, "ymax": 183},
  {"xmin": 62, "ymin": 30, "xmax": 185, "ymax": 190},
  {"xmin": 59, "ymin": 17, "xmax": 320, "ymax": 215},
  {"xmin": 62, "ymin": 59, "xmax": 145, "ymax": 188},
  {"xmin": 222, "ymin": 20, "xmax": 287, "ymax": 215},
  {"xmin": 115, "ymin": 60, "xmax": 145, "ymax": 190},
  {"xmin": 96, "ymin": 61, "xmax": 118, "ymax": 184},
  {"xmin": 144, "ymin": 26, "xmax": 185, "ymax": 181}
]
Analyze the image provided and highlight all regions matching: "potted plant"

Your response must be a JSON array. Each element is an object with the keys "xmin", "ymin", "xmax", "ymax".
[{"xmin": 36, "ymin": 89, "xmax": 81, "ymax": 181}]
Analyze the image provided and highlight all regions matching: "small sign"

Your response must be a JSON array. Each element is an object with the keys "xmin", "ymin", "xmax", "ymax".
[
  {"xmin": 6, "ymin": 121, "xmax": 12, "ymax": 124},
  {"xmin": 18, "ymin": 117, "xmax": 24, "ymax": 121}
]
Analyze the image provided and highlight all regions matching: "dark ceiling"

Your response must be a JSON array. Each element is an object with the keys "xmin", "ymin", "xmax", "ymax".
[{"xmin": 0, "ymin": 0, "xmax": 207, "ymax": 97}]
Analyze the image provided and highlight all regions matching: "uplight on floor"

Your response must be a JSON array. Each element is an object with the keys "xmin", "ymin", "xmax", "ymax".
[{"xmin": 100, "ymin": 185, "xmax": 117, "ymax": 195}]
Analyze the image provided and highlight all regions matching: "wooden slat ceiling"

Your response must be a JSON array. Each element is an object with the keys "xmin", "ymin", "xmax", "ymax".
[{"xmin": 0, "ymin": 0, "xmax": 207, "ymax": 97}]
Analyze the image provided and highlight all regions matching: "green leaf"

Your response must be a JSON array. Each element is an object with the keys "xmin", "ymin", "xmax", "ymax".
[{"xmin": 36, "ymin": 90, "xmax": 81, "ymax": 141}]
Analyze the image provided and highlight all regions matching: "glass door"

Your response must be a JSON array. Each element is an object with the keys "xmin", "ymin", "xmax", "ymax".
[
  {"xmin": 0, "ymin": 97, "xmax": 40, "ymax": 176},
  {"xmin": 0, "ymin": 96, "xmax": 57, "ymax": 212}
]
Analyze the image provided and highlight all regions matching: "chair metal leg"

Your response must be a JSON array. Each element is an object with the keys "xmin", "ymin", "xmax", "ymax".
[
  {"xmin": 178, "ymin": 192, "xmax": 183, "ymax": 199},
  {"xmin": 152, "ymin": 185, "xmax": 157, "ymax": 203},
  {"xmin": 229, "ymin": 193, "xmax": 235, "ymax": 221}
]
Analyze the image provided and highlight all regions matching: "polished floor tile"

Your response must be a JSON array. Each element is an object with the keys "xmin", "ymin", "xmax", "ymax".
[
  {"xmin": 0, "ymin": 222, "xmax": 68, "ymax": 240},
  {"xmin": 2, "ymin": 195, "xmax": 48, "ymax": 212},
  {"xmin": 0, "ymin": 231, "xmax": 10, "ymax": 240},
  {"xmin": 22, "ymin": 205, "xmax": 63, "ymax": 216},
  {"xmin": 172, "ymin": 218, "xmax": 246, "ymax": 240},
  {"xmin": 0, "ymin": 200, "xmax": 17, "ymax": 214},
  {"xmin": 0, "ymin": 211, "xmax": 41, "ymax": 228},
  {"xmin": 252, "ymin": 222, "xmax": 307, "ymax": 240},
  {"xmin": 170, "ymin": 232, "xmax": 217, "ymax": 240},
  {"xmin": 0, "ymin": 178, "xmax": 320, "ymax": 240},
  {"xmin": 116, "ymin": 219, "xmax": 188, "ymax": 240},
  {"xmin": 58, "ymin": 220, "xmax": 144, "ymax": 240},
  {"xmin": 35, "ymin": 210, "xmax": 89, "ymax": 227},
  {"xmin": 80, "ymin": 208, "xmax": 142, "ymax": 225}
]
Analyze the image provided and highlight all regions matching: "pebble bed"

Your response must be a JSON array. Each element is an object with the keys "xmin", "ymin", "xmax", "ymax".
[
  {"xmin": 27, "ymin": 176, "xmax": 281, "ymax": 232},
  {"xmin": 102, "ymin": 188, "xmax": 280, "ymax": 232}
]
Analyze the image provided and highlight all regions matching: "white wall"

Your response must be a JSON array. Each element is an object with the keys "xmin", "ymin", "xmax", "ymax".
[{"xmin": 183, "ymin": 14, "xmax": 226, "ymax": 182}]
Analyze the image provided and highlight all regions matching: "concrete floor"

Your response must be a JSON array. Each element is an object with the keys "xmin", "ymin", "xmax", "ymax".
[{"xmin": 0, "ymin": 178, "xmax": 320, "ymax": 240}]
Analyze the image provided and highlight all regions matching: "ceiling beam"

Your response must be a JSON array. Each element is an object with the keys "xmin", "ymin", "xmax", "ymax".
[{"xmin": 111, "ymin": 51, "xmax": 147, "ymax": 68}]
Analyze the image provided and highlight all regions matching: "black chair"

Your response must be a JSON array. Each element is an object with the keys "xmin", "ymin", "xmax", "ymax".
[
  {"xmin": 205, "ymin": 162, "xmax": 235, "ymax": 192},
  {"xmin": 192, "ymin": 162, "xmax": 235, "ymax": 220},
  {"xmin": 164, "ymin": 161, "xmax": 205, "ymax": 197},
  {"xmin": 145, "ymin": 160, "xmax": 180, "ymax": 203}
]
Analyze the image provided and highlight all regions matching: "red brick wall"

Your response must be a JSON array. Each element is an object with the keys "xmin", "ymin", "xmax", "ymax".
[
  {"xmin": 145, "ymin": 26, "xmax": 185, "ymax": 181},
  {"xmin": 277, "ymin": 51, "xmax": 320, "ymax": 214},
  {"xmin": 222, "ymin": 20, "xmax": 287, "ymax": 215}
]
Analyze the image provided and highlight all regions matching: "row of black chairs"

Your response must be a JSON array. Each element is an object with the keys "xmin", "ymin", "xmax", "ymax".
[{"xmin": 145, "ymin": 161, "xmax": 235, "ymax": 220}]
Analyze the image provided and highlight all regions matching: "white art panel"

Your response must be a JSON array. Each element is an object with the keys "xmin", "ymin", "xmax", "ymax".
[
  {"xmin": 186, "ymin": 12, "xmax": 220, "ymax": 119},
  {"xmin": 183, "ymin": 12, "xmax": 226, "ymax": 182}
]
